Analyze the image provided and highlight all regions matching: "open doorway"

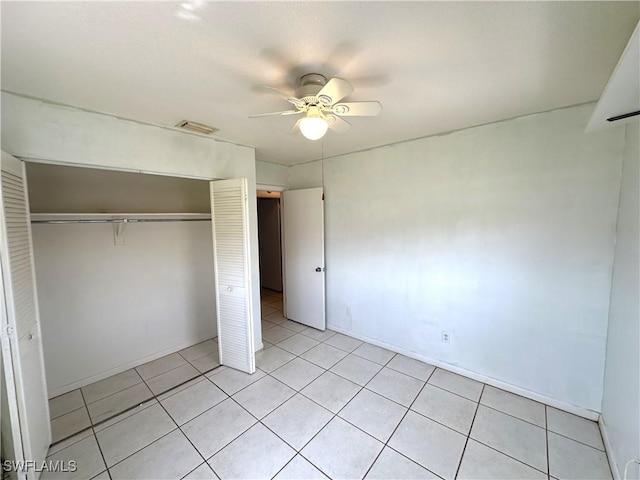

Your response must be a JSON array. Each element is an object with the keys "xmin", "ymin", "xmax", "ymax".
[
  {"xmin": 257, "ymin": 190, "xmax": 283, "ymax": 315},
  {"xmin": 256, "ymin": 187, "xmax": 327, "ymax": 332}
]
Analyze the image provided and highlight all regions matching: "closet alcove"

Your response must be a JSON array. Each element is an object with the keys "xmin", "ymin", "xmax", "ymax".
[{"xmin": 26, "ymin": 162, "xmax": 218, "ymax": 437}]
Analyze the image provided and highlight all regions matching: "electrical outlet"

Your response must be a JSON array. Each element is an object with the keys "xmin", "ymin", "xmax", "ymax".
[
  {"xmin": 442, "ymin": 331, "xmax": 450, "ymax": 343},
  {"xmin": 346, "ymin": 306, "xmax": 352, "ymax": 317}
]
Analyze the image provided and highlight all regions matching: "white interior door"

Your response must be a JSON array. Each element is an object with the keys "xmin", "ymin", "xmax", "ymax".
[
  {"xmin": 0, "ymin": 152, "xmax": 51, "ymax": 479},
  {"xmin": 210, "ymin": 178, "xmax": 255, "ymax": 374},
  {"xmin": 282, "ymin": 187, "xmax": 325, "ymax": 330}
]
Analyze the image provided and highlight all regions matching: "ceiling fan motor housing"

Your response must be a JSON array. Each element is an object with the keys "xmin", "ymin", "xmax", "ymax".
[{"xmin": 295, "ymin": 73, "xmax": 328, "ymax": 105}]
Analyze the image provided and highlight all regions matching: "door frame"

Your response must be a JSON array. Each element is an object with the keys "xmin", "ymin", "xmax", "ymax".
[
  {"xmin": 256, "ymin": 184, "xmax": 327, "ymax": 328},
  {"xmin": 17, "ymin": 159, "xmax": 262, "ymax": 351},
  {"xmin": 255, "ymin": 184, "xmax": 288, "ymax": 317}
]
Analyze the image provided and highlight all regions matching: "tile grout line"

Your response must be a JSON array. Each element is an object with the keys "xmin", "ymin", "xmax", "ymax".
[
  {"xmin": 165, "ymin": 369, "xmax": 298, "ymax": 471},
  {"xmin": 258, "ymin": 298, "xmax": 343, "ymax": 480},
  {"xmin": 427, "ymin": 378, "xmax": 484, "ymax": 403},
  {"xmin": 256, "ymin": 389, "xmax": 339, "ymax": 478},
  {"xmin": 54, "ymin": 355, "xmax": 226, "ymax": 447},
  {"xmin": 269, "ymin": 454, "xmax": 304, "ymax": 479},
  {"xmin": 78, "ymin": 388, "xmax": 112, "ymax": 480},
  {"xmin": 451, "ymin": 400, "xmax": 551, "ymax": 476},
  {"xmin": 464, "ymin": 438, "xmax": 550, "ymax": 477},
  {"xmin": 478, "ymin": 401, "xmax": 547, "ymax": 430},
  {"xmin": 179, "ymin": 462, "xmax": 213, "ymax": 480},
  {"xmin": 304, "ymin": 330, "xmax": 595, "ymax": 477},
  {"xmin": 217, "ymin": 394, "xmax": 307, "ymax": 477},
  {"xmin": 256, "ymin": 334, "xmax": 338, "ymax": 480},
  {"xmin": 48, "ymin": 414, "xmax": 95, "ymax": 454},
  {"xmin": 49, "ymin": 403, "xmax": 88, "ymax": 423},
  {"xmin": 453, "ymin": 383, "xmax": 485, "ymax": 479},
  {"xmin": 242, "ymin": 406, "xmax": 336, "ymax": 479},
  {"xmin": 137, "ymin": 336, "xmax": 219, "ymax": 385},
  {"xmin": 70, "ymin": 376, "xmax": 144, "ymax": 410},
  {"xmin": 544, "ymin": 428, "xmax": 608, "ymax": 452},
  {"xmin": 177, "ymin": 339, "xmax": 220, "ymax": 371},
  {"xmin": 99, "ymin": 352, "xmax": 223, "ymax": 478},
  {"xmin": 253, "ymin": 326, "xmax": 384, "ymax": 478},
  {"xmin": 301, "ymin": 359, "xmax": 418, "ymax": 418},
  {"xmin": 334, "ymin": 350, "xmax": 428, "ymax": 478},
  {"xmin": 50, "ymin": 339, "xmax": 220, "ymax": 439},
  {"xmin": 87, "ymin": 366, "xmax": 147, "ymax": 404},
  {"xmin": 308, "ymin": 328, "xmax": 603, "ymax": 441},
  {"xmin": 295, "ymin": 452, "xmax": 334, "ymax": 479},
  {"xmin": 259, "ymin": 325, "xmax": 469, "ymax": 478},
  {"xmin": 102, "ymin": 424, "xmax": 182, "ymax": 476},
  {"xmin": 50, "ymin": 376, "xmax": 135, "ymax": 405},
  {"xmin": 156, "ymin": 376, "xmax": 208, "ymax": 402},
  {"xmin": 475, "ymin": 395, "xmax": 604, "ymax": 453},
  {"xmin": 363, "ymin": 361, "xmax": 442, "ymax": 480},
  {"xmin": 152, "ymin": 393, "xmax": 217, "ymax": 478},
  {"xmin": 546, "ymin": 406, "xmax": 551, "ymax": 478},
  {"xmin": 259, "ymin": 346, "xmax": 311, "ymax": 375}
]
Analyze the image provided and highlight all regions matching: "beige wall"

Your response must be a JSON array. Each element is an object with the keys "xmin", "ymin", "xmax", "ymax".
[{"xmin": 289, "ymin": 103, "xmax": 625, "ymax": 414}]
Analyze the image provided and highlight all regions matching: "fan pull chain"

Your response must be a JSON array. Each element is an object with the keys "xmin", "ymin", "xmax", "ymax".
[{"xmin": 321, "ymin": 139, "xmax": 325, "ymax": 200}]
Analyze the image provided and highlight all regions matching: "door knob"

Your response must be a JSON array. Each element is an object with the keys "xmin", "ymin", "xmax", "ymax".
[{"xmin": 315, "ymin": 267, "xmax": 323, "ymax": 272}]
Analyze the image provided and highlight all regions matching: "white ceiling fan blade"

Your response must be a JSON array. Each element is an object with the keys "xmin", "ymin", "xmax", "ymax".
[
  {"xmin": 288, "ymin": 118, "xmax": 303, "ymax": 135},
  {"xmin": 249, "ymin": 110, "xmax": 303, "ymax": 118},
  {"xmin": 316, "ymin": 77, "xmax": 354, "ymax": 105},
  {"xmin": 330, "ymin": 101, "xmax": 382, "ymax": 117},
  {"xmin": 326, "ymin": 115, "xmax": 351, "ymax": 133},
  {"xmin": 259, "ymin": 86, "xmax": 305, "ymax": 107}
]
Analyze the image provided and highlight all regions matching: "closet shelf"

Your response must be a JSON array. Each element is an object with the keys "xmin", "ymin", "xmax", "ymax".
[{"xmin": 30, "ymin": 213, "xmax": 211, "ymax": 224}]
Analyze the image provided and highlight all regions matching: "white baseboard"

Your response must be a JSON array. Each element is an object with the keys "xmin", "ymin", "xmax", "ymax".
[
  {"xmin": 327, "ymin": 324, "xmax": 600, "ymax": 421},
  {"xmin": 48, "ymin": 335, "xmax": 216, "ymax": 398},
  {"xmin": 255, "ymin": 342, "xmax": 265, "ymax": 352},
  {"xmin": 599, "ymin": 416, "xmax": 622, "ymax": 480}
]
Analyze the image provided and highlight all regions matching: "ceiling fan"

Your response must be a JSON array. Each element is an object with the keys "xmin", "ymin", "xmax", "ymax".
[{"xmin": 250, "ymin": 73, "xmax": 382, "ymax": 140}]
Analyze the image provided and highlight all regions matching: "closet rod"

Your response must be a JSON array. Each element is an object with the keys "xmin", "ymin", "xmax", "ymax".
[{"xmin": 31, "ymin": 218, "xmax": 211, "ymax": 225}]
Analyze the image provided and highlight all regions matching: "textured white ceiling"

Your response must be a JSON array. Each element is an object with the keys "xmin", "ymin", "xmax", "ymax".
[{"xmin": 1, "ymin": 2, "xmax": 638, "ymax": 166}]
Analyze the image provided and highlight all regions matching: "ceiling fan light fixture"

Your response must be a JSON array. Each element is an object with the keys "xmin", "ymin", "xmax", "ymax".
[
  {"xmin": 299, "ymin": 116, "xmax": 328, "ymax": 140},
  {"xmin": 299, "ymin": 108, "xmax": 328, "ymax": 140},
  {"xmin": 252, "ymin": 74, "xmax": 381, "ymax": 139}
]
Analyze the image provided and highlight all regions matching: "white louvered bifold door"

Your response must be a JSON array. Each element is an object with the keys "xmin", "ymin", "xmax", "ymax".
[
  {"xmin": 210, "ymin": 178, "xmax": 255, "ymax": 374},
  {"xmin": 0, "ymin": 152, "xmax": 51, "ymax": 479}
]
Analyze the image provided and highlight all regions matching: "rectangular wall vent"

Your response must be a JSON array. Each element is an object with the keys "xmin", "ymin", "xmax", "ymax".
[{"xmin": 175, "ymin": 120, "xmax": 218, "ymax": 135}]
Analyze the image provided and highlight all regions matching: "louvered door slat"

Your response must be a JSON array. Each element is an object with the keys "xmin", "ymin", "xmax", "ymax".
[
  {"xmin": 210, "ymin": 178, "xmax": 255, "ymax": 374},
  {"xmin": 2, "ymin": 171, "xmax": 37, "ymax": 336},
  {"xmin": 1, "ymin": 151, "xmax": 51, "ymax": 478}
]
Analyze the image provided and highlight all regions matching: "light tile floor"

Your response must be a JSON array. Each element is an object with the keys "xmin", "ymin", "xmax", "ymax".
[
  {"xmin": 43, "ymin": 289, "xmax": 612, "ymax": 480},
  {"xmin": 49, "ymin": 339, "xmax": 220, "ymax": 443}
]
